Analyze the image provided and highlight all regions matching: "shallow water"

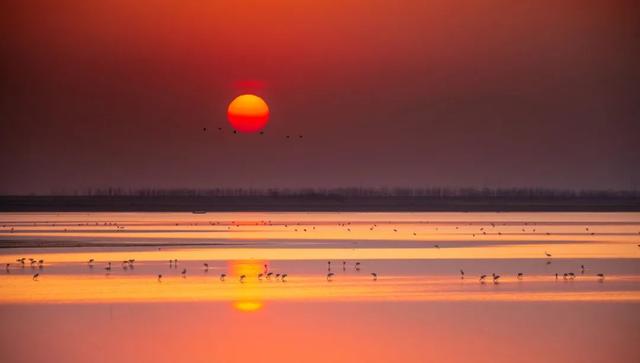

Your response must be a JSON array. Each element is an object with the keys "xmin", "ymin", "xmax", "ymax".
[{"xmin": 0, "ymin": 212, "xmax": 639, "ymax": 362}]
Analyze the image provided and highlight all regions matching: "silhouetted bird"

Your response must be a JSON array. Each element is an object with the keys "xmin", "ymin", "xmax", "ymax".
[
  {"xmin": 220, "ymin": 273, "xmax": 226, "ymax": 281},
  {"xmin": 371, "ymin": 273, "xmax": 378, "ymax": 281},
  {"xmin": 327, "ymin": 272, "xmax": 335, "ymax": 281},
  {"xmin": 239, "ymin": 274, "xmax": 246, "ymax": 283},
  {"xmin": 545, "ymin": 251, "xmax": 552, "ymax": 258},
  {"xmin": 492, "ymin": 273, "xmax": 500, "ymax": 282},
  {"xmin": 281, "ymin": 273, "xmax": 288, "ymax": 282},
  {"xmin": 158, "ymin": 274, "xmax": 162, "ymax": 282},
  {"xmin": 258, "ymin": 273, "xmax": 264, "ymax": 280},
  {"xmin": 460, "ymin": 269, "xmax": 465, "ymax": 279},
  {"xmin": 479, "ymin": 274, "xmax": 487, "ymax": 281},
  {"xmin": 181, "ymin": 268, "xmax": 187, "ymax": 277},
  {"xmin": 517, "ymin": 273, "xmax": 523, "ymax": 279},
  {"xmin": 33, "ymin": 273, "xmax": 40, "ymax": 281},
  {"xmin": 597, "ymin": 273, "xmax": 605, "ymax": 279}
]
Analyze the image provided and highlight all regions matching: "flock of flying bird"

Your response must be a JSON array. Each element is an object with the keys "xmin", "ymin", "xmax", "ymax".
[{"xmin": 203, "ymin": 126, "xmax": 303, "ymax": 140}]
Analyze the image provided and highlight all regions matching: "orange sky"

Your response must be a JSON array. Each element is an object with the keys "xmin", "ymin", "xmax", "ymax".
[{"xmin": 1, "ymin": 0, "xmax": 638, "ymax": 193}]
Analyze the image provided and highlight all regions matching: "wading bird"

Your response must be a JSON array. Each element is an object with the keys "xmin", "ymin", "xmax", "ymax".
[
  {"xmin": 181, "ymin": 268, "xmax": 187, "ymax": 277},
  {"xmin": 371, "ymin": 272, "xmax": 378, "ymax": 281},
  {"xmin": 517, "ymin": 273, "xmax": 523, "ymax": 280},
  {"xmin": 239, "ymin": 274, "xmax": 246, "ymax": 283},
  {"xmin": 281, "ymin": 274, "xmax": 288, "ymax": 282},
  {"xmin": 327, "ymin": 272, "xmax": 335, "ymax": 281},
  {"xmin": 480, "ymin": 274, "xmax": 487, "ymax": 281},
  {"xmin": 220, "ymin": 273, "xmax": 226, "ymax": 281},
  {"xmin": 158, "ymin": 274, "xmax": 162, "ymax": 282},
  {"xmin": 33, "ymin": 273, "xmax": 39, "ymax": 281},
  {"xmin": 460, "ymin": 269, "xmax": 465, "ymax": 279},
  {"xmin": 545, "ymin": 251, "xmax": 552, "ymax": 258},
  {"xmin": 492, "ymin": 273, "xmax": 500, "ymax": 283},
  {"xmin": 597, "ymin": 273, "xmax": 605, "ymax": 280}
]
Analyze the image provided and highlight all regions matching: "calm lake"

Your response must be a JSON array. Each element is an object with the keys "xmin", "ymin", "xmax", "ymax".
[{"xmin": 1, "ymin": 212, "xmax": 639, "ymax": 362}]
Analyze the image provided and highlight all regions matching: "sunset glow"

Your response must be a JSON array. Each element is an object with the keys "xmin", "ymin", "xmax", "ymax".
[{"xmin": 1, "ymin": 1, "xmax": 638, "ymax": 362}]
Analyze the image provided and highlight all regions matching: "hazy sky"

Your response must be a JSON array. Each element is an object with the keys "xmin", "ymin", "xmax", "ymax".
[{"xmin": 1, "ymin": 0, "xmax": 639, "ymax": 194}]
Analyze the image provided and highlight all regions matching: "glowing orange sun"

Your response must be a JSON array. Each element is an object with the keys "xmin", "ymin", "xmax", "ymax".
[{"xmin": 227, "ymin": 94, "xmax": 269, "ymax": 133}]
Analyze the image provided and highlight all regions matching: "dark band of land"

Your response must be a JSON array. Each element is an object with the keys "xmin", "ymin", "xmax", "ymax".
[{"xmin": 1, "ymin": 189, "xmax": 639, "ymax": 212}]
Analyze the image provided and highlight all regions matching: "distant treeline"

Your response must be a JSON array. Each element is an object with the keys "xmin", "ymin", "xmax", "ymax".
[
  {"xmin": 46, "ymin": 187, "xmax": 640, "ymax": 199},
  {"xmin": 2, "ymin": 187, "xmax": 639, "ymax": 212}
]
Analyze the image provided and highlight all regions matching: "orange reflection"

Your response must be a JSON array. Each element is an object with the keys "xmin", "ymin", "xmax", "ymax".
[
  {"xmin": 228, "ymin": 260, "xmax": 267, "ymax": 278},
  {"xmin": 233, "ymin": 300, "xmax": 264, "ymax": 312},
  {"xmin": 1, "ymin": 274, "xmax": 639, "ymax": 304},
  {"xmin": 228, "ymin": 260, "xmax": 267, "ymax": 312}
]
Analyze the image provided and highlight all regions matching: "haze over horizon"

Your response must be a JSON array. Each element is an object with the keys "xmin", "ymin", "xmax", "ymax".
[{"xmin": 1, "ymin": 0, "xmax": 639, "ymax": 194}]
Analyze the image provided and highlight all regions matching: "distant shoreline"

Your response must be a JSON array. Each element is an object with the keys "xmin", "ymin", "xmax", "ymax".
[{"xmin": 1, "ymin": 195, "xmax": 639, "ymax": 212}]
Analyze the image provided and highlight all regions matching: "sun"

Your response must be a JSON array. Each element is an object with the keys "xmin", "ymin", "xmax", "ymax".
[{"xmin": 227, "ymin": 94, "xmax": 269, "ymax": 133}]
